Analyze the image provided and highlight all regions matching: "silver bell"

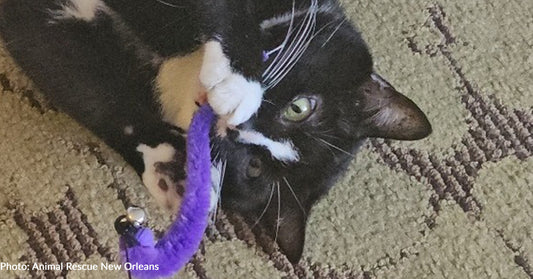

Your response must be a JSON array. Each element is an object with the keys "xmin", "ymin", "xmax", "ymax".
[{"xmin": 126, "ymin": 207, "xmax": 146, "ymax": 226}]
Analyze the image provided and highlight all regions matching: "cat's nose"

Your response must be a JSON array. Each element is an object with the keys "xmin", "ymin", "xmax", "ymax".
[{"xmin": 246, "ymin": 156, "xmax": 263, "ymax": 178}]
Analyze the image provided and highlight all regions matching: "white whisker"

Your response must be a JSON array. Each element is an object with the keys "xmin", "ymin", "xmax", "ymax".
[
  {"xmin": 264, "ymin": 2, "xmax": 343, "ymax": 89},
  {"xmin": 263, "ymin": 5, "xmax": 311, "ymax": 82},
  {"xmin": 304, "ymin": 131, "xmax": 354, "ymax": 157},
  {"xmin": 268, "ymin": 8, "xmax": 316, "ymax": 74},
  {"xmin": 313, "ymin": 128, "xmax": 342, "ymax": 140},
  {"xmin": 264, "ymin": 44, "xmax": 284, "ymax": 58},
  {"xmin": 215, "ymin": 159, "xmax": 226, "ymax": 221},
  {"xmin": 318, "ymin": 132, "xmax": 342, "ymax": 140},
  {"xmin": 304, "ymin": 131, "xmax": 336, "ymax": 157},
  {"xmin": 274, "ymin": 181, "xmax": 281, "ymax": 243},
  {"xmin": 316, "ymin": 137, "xmax": 354, "ymax": 157},
  {"xmin": 263, "ymin": 0, "xmax": 318, "ymax": 87},
  {"xmin": 283, "ymin": 177, "xmax": 306, "ymax": 216},
  {"xmin": 321, "ymin": 18, "xmax": 346, "ymax": 48},
  {"xmin": 209, "ymin": 159, "xmax": 226, "ymax": 223},
  {"xmin": 155, "ymin": 0, "xmax": 183, "ymax": 8},
  {"xmin": 262, "ymin": 99, "xmax": 277, "ymax": 107},
  {"xmin": 251, "ymin": 182, "xmax": 276, "ymax": 228},
  {"xmin": 262, "ymin": 0, "xmax": 297, "ymax": 77}
]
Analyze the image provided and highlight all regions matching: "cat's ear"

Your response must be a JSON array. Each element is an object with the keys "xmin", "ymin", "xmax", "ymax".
[
  {"xmin": 259, "ymin": 201, "xmax": 307, "ymax": 263},
  {"xmin": 275, "ymin": 207, "xmax": 307, "ymax": 263},
  {"xmin": 359, "ymin": 73, "xmax": 432, "ymax": 140}
]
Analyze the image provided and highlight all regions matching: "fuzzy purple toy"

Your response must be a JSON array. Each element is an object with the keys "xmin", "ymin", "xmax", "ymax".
[{"xmin": 115, "ymin": 105, "xmax": 214, "ymax": 278}]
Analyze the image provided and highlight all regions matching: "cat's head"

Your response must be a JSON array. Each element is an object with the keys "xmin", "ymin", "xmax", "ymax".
[{"xmin": 214, "ymin": 2, "xmax": 431, "ymax": 263}]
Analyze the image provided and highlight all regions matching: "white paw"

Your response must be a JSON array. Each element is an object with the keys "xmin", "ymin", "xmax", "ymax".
[
  {"xmin": 199, "ymin": 41, "xmax": 232, "ymax": 89},
  {"xmin": 207, "ymin": 74, "xmax": 263, "ymax": 126},
  {"xmin": 136, "ymin": 143, "xmax": 185, "ymax": 213},
  {"xmin": 200, "ymin": 41, "xmax": 263, "ymax": 126}
]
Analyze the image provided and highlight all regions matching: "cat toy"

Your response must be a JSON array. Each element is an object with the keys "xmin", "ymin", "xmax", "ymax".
[{"xmin": 114, "ymin": 105, "xmax": 214, "ymax": 278}]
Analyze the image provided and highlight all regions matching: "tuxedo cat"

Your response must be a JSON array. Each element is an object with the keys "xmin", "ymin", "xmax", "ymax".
[{"xmin": 0, "ymin": 0, "xmax": 431, "ymax": 262}]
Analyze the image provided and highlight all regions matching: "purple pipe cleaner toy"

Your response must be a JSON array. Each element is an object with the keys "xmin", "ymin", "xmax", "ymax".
[{"xmin": 114, "ymin": 105, "xmax": 214, "ymax": 278}]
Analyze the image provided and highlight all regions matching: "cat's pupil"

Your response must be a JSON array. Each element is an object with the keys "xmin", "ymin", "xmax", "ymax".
[{"xmin": 291, "ymin": 104, "xmax": 302, "ymax": 114}]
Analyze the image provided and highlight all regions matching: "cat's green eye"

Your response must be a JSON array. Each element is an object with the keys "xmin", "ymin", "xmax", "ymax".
[{"xmin": 282, "ymin": 97, "xmax": 316, "ymax": 122}]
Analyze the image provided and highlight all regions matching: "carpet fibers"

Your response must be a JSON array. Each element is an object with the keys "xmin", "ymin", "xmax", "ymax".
[{"xmin": 0, "ymin": 1, "xmax": 532, "ymax": 278}]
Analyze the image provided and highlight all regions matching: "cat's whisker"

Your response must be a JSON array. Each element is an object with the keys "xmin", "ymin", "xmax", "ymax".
[
  {"xmin": 251, "ymin": 182, "xmax": 276, "ymax": 229},
  {"xmin": 282, "ymin": 177, "xmax": 306, "ymax": 216},
  {"xmin": 262, "ymin": 0, "xmax": 309, "ymax": 80},
  {"xmin": 212, "ymin": 159, "xmax": 226, "ymax": 223},
  {"xmin": 265, "ymin": 10, "xmax": 316, "ymax": 85},
  {"xmin": 313, "ymin": 128, "xmax": 342, "ymax": 140},
  {"xmin": 304, "ymin": 131, "xmax": 336, "ymax": 157},
  {"xmin": 219, "ymin": 160, "xmax": 227, "ymax": 217},
  {"xmin": 264, "ymin": 41, "xmax": 311, "ymax": 89},
  {"xmin": 304, "ymin": 131, "xmax": 354, "ymax": 158},
  {"xmin": 266, "ymin": 5, "xmax": 341, "ymax": 89},
  {"xmin": 320, "ymin": 18, "xmax": 346, "ymax": 48},
  {"xmin": 315, "ymin": 125, "xmax": 333, "ymax": 133},
  {"xmin": 211, "ymin": 147, "xmax": 220, "ymax": 163},
  {"xmin": 278, "ymin": 23, "xmax": 339, "ymax": 82},
  {"xmin": 274, "ymin": 181, "xmax": 281, "ymax": 243},
  {"xmin": 262, "ymin": 3, "xmax": 313, "ymax": 84},
  {"xmin": 220, "ymin": 159, "xmax": 227, "ymax": 190},
  {"xmin": 154, "ymin": 0, "xmax": 184, "ymax": 9},
  {"xmin": 208, "ymin": 159, "xmax": 220, "ymax": 223},
  {"xmin": 311, "ymin": 18, "xmax": 338, "ymax": 39},
  {"xmin": 262, "ymin": 99, "xmax": 278, "ymax": 108},
  {"xmin": 315, "ymin": 137, "xmax": 354, "ymax": 157},
  {"xmin": 318, "ymin": 133, "xmax": 342, "ymax": 140},
  {"xmin": 263, "ymin": 0, "xmax": 317, "ymax": 83},
  {"xmin": 262, "ymin": 0, "xmax": 297, "ymax": 79}
]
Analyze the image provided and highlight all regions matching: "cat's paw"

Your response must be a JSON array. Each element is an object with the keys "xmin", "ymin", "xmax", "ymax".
[
  {"xmin": 136, "ymin": 143, "xmax": 186, "ymax": 213},
  {"xmin": 206, "ymin": 73, "xmax": 263, "ymax": 126},
  {"xmin": 200, "ymin": 40, "xmax": 263, "ymax": 126}
]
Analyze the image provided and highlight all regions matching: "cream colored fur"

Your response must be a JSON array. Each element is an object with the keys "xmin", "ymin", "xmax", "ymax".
[{"xmin": 156, "ymin": 47, "xmax": 205, "ymax": 130}]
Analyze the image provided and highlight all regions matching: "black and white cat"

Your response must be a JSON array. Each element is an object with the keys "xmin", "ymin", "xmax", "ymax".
[{"xmin": 0, "ymin": 0, "xmax": 431, "ymax": 262}]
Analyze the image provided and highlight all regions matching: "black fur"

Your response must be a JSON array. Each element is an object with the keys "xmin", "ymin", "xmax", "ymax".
[{"xmin": 0, "ymin": 0, "xmax": 431, "ymax": 262}]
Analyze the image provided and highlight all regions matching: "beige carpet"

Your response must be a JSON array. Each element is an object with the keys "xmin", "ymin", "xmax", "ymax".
[{"xmin": 1, "ymin": 1, "xmax": 532, "ymax": 278}]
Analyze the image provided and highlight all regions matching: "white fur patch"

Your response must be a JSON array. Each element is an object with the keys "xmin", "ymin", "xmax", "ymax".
[
  {"xmin": 200, "ymin": 41, "xmax": 263, "ymax": 126},
  {"xmin": 136, "ymin": 143, "xmax": 182, "ymax": 212},
  {"xmin": 207, "ymin": 73, "xmax": 263, "ymax": 126},
  {"xmin": 260, "ymin": 9, "xmax": 307, "ymax": 30},
  {"xmin": 199, "ymin": 41, "xmax": 231, "ymax": 89},
  {"xmin": 237, "ymin": 130, "xmax": 299, "ymax": 162},
  {"xmin": 156, "ymin": 48, "xmax": 205, "ymax": 130},
  {"xmin": 50, "ymin": 0, "xmax": 106, "ymax": 22}
]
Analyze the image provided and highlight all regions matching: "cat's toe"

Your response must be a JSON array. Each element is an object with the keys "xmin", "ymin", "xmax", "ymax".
[{"xmin": 136, "ymin": 143, "xmax": 186, "ymax": 213}]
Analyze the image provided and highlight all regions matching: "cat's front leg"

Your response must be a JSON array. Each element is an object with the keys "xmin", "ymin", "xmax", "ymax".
[
  {"xmin": 135, "ymin": 140, "xmax": 187, "ymax": 213},
  {"xmin": 199, "ymin": 40, "xmax": 263, "ymax": 127}
]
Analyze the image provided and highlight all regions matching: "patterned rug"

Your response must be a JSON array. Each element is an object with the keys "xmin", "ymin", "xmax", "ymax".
[{"xmin": 0, "ymin": 1, "xmax": 532, "ymax": 278}]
